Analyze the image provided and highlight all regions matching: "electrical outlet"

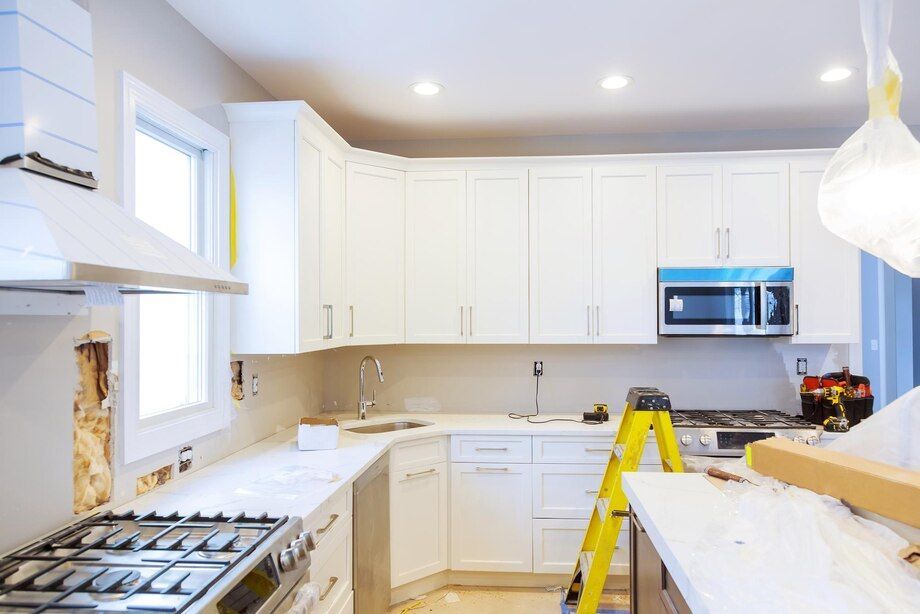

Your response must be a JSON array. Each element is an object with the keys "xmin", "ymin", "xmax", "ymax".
[
  {"xmin": 178, "ymin": 446, "xmax": 193, "ymax": 473},
  {"xmin": 796, "ymin": 358, "xmax": 808, "ymax": 376},
  {"xmin": 533, "ymin": 361, "xmax": 543, "ymax": 377},
  {"xmin": 252, "ymin": 373, "xmax": 259, "ymax": 396}
]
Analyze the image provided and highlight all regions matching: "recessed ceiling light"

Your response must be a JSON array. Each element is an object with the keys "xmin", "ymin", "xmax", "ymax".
[
  {"xmin": 411, "ymin": 82, "xmax": 443, "ymax": 96},
  {"xmin": 599, "ymin": 75, "xmax": 633, "ymax": 90},
  {"xmin": 820, "ymin": 67, "xmax": 853, "ymax": 82}
]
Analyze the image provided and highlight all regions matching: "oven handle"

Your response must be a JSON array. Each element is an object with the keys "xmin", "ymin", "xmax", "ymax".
[{"xmin": 757, "ymin": 282, "xmax": 768, "ymax": 333}]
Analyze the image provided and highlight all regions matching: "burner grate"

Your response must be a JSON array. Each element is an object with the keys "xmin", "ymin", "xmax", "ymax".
[
  {"xmin": 670, "ymin": 409, "xmax": 812, "ymax": 429},
  {"xmin": 0, "ymin": 510, "xmax": 288, "ymax": 613}
]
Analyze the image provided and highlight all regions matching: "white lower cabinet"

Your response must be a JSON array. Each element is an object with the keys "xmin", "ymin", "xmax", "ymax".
[
  {"xmin": 450, "ymin": 462, "xmax": 533, "ymax": 572},
  {"xmin": 390, "ymin": 461, "xmax": 449, "ymax": 587},
  {"xmin": 532, "ymin": 464, "xmax": 606, "ymax": 519},
  {"xmin": 532, "ymin": 519, "xmax": 628, "ymax": 575},
  {"xmin": 310, "ymin": 510, "xmax": 352, "ymax": 614}
]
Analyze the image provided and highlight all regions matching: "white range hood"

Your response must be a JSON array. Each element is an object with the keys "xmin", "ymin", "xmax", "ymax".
[{"xmin": 0, "ymin": 0, "xmax": 246, "ymax": 296}]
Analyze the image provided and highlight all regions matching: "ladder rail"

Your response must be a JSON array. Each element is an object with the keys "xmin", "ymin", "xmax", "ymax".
[{"xmin": 564, "ymin": 388, "xmax": 683, "ymax": 614}]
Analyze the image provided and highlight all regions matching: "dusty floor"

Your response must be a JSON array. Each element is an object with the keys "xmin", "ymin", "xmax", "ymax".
[{"xmin": 387, "ymin": 586, "xmax": 630, "ymax": 613}]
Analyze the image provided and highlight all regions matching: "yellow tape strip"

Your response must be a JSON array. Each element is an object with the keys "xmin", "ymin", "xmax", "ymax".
[
  {"xmin": 745, "ymin": 444, "xmax": 753, "ymax": 468},
  {"xmin": 868, "ymin": 67, "xmax": 902, "ymax": 119}
]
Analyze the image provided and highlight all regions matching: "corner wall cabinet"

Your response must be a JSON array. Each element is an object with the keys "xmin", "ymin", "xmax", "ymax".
[
  {"xmin": 226, "ymin": 100, "xmax": 860, "ymax": 353},
  {"xmin": 224, "ymin": 102, "xmax": 345, "ymax": 354}
]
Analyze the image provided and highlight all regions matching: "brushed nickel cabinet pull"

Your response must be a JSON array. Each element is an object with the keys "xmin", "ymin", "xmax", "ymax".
[
  {"xmin": 349, "ymin": 305, "xmax": 354, "ymax": 337},
  {"xmin": 585, "ymin": 489, "xmax": 599, "ymax": 494},
  {"xmin": 587, "ymin": 305, "xmax": 591, "ymax": 336},
  {"xmin": 406, "ymin": 468, "xmax": 436, "ymax": 479},
  {"xmin": 316, "ymin": 513, "xmax": 339, "ymax": 535},
  {"xmin": 584, "ymin": 448, "xmax": 609, "ymax": 452},
  {"xmin": 725, "ymin": 227, "xmax": 731, "ymax": 259},
  {"xmin": 475, "ymin": 466, "xmax": 509, "ymax": 472},
  {"xmin": 319, "ymin": 576, "xmax": 338, "ymax": 601},
  {"xmin": 469, "ymin": 305, "xmax": 473, "ymax": 336},
  {"xmin": 460, "ymin": 306, "xmax": 464, "ymax": 336},
  {"xmin": 715, "ymin": 228, "xmax": 721, "ymax": 259},
  {"xmin": 795, "ymin": 304, "xmax": 800, "ymax": 335},
  {"xmin": 475, "ymin": 447, "xmax": 509, "ymax": 451},
  {"xmin": 595, "ymin": 305, "xmax": 600, "ymax": 337}
]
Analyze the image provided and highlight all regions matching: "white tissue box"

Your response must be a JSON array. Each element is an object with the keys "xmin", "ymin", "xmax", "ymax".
[{"xmin": 297, "ymin": 417, "xmax": 339, "ymax": 451}]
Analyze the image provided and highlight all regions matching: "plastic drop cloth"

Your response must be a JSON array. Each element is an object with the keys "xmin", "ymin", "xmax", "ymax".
[
  {"xmin": 817, "ymin": 0, "xmax": 920, "ymax": 277},
  {"xmin": 686, "ymin": 386, "xmax": 920, "ymax": 613},
  {"xmin": 234, "ymin": 465, "xmax": 340, "ymax": 500}
]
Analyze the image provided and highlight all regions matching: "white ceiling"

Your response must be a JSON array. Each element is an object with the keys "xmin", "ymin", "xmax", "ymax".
[{"xmin": 167, "ymin": 0, "xmax": 920, "ymax": 143}]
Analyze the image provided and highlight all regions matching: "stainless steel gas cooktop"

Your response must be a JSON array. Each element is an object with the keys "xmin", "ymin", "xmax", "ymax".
[{"xmin": 670, "ymin": 409, "xmax": 820, "ymax": 457}]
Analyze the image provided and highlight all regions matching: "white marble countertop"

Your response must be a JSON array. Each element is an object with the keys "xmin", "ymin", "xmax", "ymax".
[
  {"xmin": 623, "ymin": 472, "xmax": 724, "ymax": 614},
  {"xmin": 118, "ymin": 412, "xmax": 623, "ymax": 522}
]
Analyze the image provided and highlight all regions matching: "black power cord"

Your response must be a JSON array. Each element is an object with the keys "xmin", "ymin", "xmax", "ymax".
[{"xmin": 507, "ymin": 372, "xmax": 604, "ymax": 425}]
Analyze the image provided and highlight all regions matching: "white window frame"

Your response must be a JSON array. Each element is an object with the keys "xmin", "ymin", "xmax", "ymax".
[{"xmin": 118, "ymin": 72, "xmax": 231, "ymax": 464}]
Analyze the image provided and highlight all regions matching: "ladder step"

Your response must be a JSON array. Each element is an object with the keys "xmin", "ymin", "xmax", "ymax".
[
  {"xmin": 596, "ymin": 497, "xmax": 609, "ymax": 519},
  {"xmin": 613, "ymin": 444, "xmax": 625, "ymax": 460},
  {"xmin": 578, "ymin": 550, "xmax": 594, "ymax": 580}
]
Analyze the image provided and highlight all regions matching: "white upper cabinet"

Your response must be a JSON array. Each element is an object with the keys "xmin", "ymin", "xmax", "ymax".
[
  {"xmin": 790, "ymin": 160, "xmax": 860, "ymax": 343},
  {"xmin": 322, "ymin": 150, "xmax": 347, "ymax": 344},
  {"xmin": 346, "ymin": 162, "xmax": 406, "ymax": 345},
  {"xmin": 466, "ymin": 170, "xmax": 530, "ymax": 344},
  {"xmin": 405, "ymin": 171, "xmax": 467, "ymax": 343},
  {"xmin": 225, "ymin": 102, "xmax": 345, "ymax": 354},
  {"xmin": 529, "ymin": 168, "xmax": 593, "ymax": 343},
  {"xmin": 657, "ymin": 165, "xmax": 723, "ymax": 267},
  {"xmin": 592, "ymin": 166, "xmax": 658, "ymax": 344},
  {"xmin": 722, "ymin": 163, "xmax": 790, "ymax": 266}
]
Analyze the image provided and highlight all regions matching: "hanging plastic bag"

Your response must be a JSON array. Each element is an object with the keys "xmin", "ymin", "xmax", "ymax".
[{"xmin": 818, "ymin": 0, "xmax": 920, "ymax": 277}]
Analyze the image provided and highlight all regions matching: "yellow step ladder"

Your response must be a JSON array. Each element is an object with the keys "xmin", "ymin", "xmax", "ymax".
[{"xmin": 563, "ymin": 387, "xmax": 684, "ymax": 614}]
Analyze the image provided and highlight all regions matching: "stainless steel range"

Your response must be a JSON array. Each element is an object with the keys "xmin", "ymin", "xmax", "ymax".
[
  {"xmin": 0, "ymin": 510, "xmax": 310, "ymax": 613},
  {"xmin": 671, "ymin": 409, "xmax": 821, "ymax": 457}
]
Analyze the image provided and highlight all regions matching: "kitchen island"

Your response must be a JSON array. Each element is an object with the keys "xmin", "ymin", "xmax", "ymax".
[{"xmin": 622, "ymin": 471, "xmax": 920, "ymax": 613}]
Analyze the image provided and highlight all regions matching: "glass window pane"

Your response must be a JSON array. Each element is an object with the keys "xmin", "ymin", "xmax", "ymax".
[{"xmin": 134, "ymin": 126, "xmax": 208, "ymax": 419}]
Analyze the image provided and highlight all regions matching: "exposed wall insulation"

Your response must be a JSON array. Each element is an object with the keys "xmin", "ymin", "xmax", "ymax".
[
  {"xmin": 136, "ymin": 464, "xmax": 173, "ymax": 496},
  {"xmin": 73, "ymin": 331, "xmax": 114, "ymax": 513}
]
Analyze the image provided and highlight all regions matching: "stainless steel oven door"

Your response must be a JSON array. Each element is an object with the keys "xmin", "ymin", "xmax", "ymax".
[{"xmin": 659, "ymin": 281, "xmax": 793, "ymax": 336}]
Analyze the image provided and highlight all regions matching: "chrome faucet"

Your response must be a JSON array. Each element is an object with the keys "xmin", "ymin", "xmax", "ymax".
[{"xmin": 358, "ymin": 355, "xmax": 384, "ymax": 420}]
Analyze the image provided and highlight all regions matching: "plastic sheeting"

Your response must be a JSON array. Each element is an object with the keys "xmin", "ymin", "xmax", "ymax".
[
  {"xmin": 688, "ymin": 386, "xmax": 920, "ymax": 613},
  {"xmin": 817, "ymin": 0, "xmax": 920, "ymax": 277}
]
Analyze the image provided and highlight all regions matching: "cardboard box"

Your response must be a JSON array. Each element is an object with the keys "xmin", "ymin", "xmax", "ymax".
[{"xmin": 747, "ymin": 437, "xmax": 920, "ymax": 528}]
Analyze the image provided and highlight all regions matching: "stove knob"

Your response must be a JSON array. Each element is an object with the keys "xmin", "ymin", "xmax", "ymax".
[
  {"xmin": 298, "ymin": 530, "xmax": 317, "ymax": 551},
  {"xmin": 699, "ymin": 434, "xmax": 712, "ymax": 446},
  {"xmin": 806, "ymin": 436, "xmax": 819, "ymax": 446},
  {"xmin": 289, "ymin": 538, "xmax": 309, "ymax": 562},
  {"xmin": 793, "ymin": 435, "xmax": 805, "ymax": 444},
  {"xmin": 680, "ymin": 435, "xmax": 693, "ymax": 446},
  {"xmin": 279, "ymin": 547, "xmax": 299, "ymax": 573}
]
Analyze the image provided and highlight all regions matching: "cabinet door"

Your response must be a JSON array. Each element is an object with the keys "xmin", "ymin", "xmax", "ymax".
[
  {"xmin": 297, "ymin": 135, "xmax": 323, "ymax": 351},
  {"xmin": 405, "ymin": 171, "xmax": 467, "ymax": 343},
  {"xmin": 390, "ymin": 462, "xmax": 449, "ymax": 587},
  {"xmin": 450, "ymin": 463, "xmax": 532, "ymax": 572},
  {"xmin": 529, "ymin": 168, "xmax": 593, "ymax": 343},
  {"xmin": 790, "ymin": 160, "xmax": 860, "ymax": 343},
  {"xmin": 657, "ymin": 165, "xmax": 722, "ymax": 267},
  {"xmin": 466, "ymin": 170, "xmax": 529, "ymax": 343},
  {"xmin": 345, "ymin": 163, "xmax": 405, "ymax": 345},
  {"xmin": 592, "ymin": 166, "xmax": 658, "ymax": 344},
  {"xmin": 322, "ymin": 150, "xmax": 346, "ymax": 345},
  {"xmin": 533, "ymin": 519, "xmax": 627, "ymax": 575},
  {"xmin": 723, "ymin": 163, "xmax": 790, "ymax": 266},
  {"xmin": 532, "ymin": 463, "xmax": 605, "ymax": 519}
]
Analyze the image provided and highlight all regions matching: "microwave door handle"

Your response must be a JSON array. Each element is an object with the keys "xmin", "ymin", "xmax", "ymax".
[{"xmin": 758, "ymin": 282, "xmax": 768, "ymax": 333}]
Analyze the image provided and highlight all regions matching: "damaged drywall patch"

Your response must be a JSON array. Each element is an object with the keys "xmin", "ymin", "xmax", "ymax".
[
  {"xmin": 73, "ymin": 331, "xmax": 114, "ymax": 513},
  {"xmin": 136, "ymin": 464, "xmax": 173, "ymax": 496},
  {"xmin": 230, "ymin": 360, "xmax": 244, "ymax": 401}
]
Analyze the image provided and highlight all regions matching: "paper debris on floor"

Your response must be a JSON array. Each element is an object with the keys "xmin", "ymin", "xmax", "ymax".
[{"xmin": 443, "ymin": 592, "xmax": 460, "ymax": 604}]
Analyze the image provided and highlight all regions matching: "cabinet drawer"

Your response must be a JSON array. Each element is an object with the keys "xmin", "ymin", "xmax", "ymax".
[
  {"xmin": 391, "ymin": 436, "xmax": 448, "ymax": 471},
  {"xmin": 532, "ymin": 518, "xmax": 628, "ymax": 575},
  {"xmin": 451, "ymin": 435, "xmax": 531, "ymax": 463},
  {"xmin": 305, "ymin": 487, "xmax": 350, "ymax": 548},
  {"xmin": 533, "ymin": 436, "xmax": 614, "ymax": 463},
  {"xmin": 533, "ymin": 464, "xmax": 606, "ymax": 519},
  {"xmin": 310, "ymin": 511, "xmax": 352, "ymax": 614}
]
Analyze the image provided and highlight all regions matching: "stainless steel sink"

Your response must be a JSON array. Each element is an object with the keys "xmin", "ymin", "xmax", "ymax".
[{"xmin": 345, "ymin": 420, "xmax": 429, "ymax": 434}]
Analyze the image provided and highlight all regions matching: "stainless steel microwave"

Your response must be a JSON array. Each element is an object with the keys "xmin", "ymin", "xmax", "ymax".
[{"xmin": 658, "ymin": 267, "xmax": 794, "ymax": 336}]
